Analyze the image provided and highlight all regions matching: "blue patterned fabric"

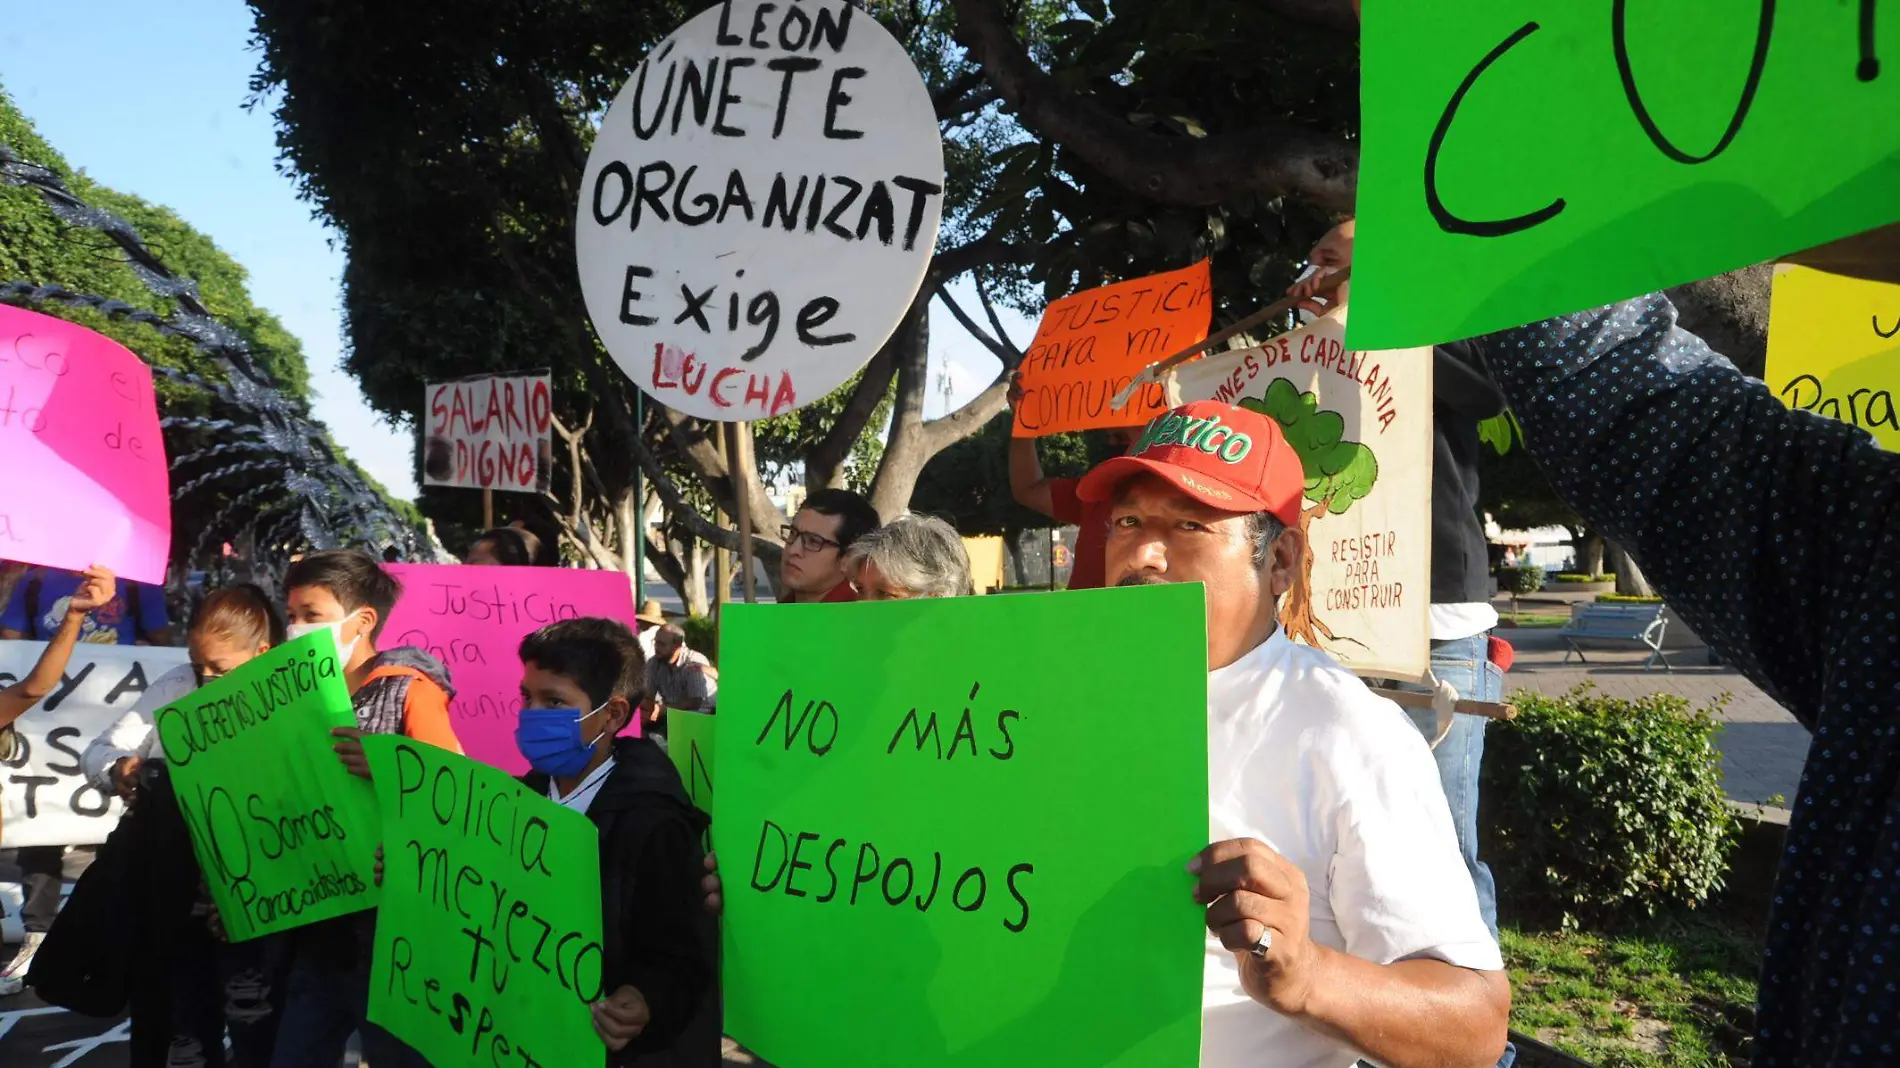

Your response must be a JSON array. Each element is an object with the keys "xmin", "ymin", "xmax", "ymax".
[{"xmin": 1482, "ymin": 295, "xmax": 1899, "ymax": 1066}]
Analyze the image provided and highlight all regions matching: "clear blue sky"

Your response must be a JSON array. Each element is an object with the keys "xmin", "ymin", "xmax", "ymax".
[
  {"xmin": 0, "ymin": 1, "xmax": 420, "ymax": 498},
  {"xmin": 0, "ymin": 2, "xmax": 1017, "ymax": 506}
]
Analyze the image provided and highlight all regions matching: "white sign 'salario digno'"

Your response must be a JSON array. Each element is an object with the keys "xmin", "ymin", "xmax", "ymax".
[{"xmin": 577, "ymin": 0, "xmax": 945, "ymax": 421}]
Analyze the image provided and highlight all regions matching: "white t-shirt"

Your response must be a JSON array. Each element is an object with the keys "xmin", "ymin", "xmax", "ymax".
[
  {"xmin": 1202, "ymin": 632, "xmax": 1503, "ymax": 1068},
  {"xmin": 1428, "ymin": 602, "xmax": 1499, "ymax": 642},
  {"xmin": 80, "ymin": 664, "xmax": 199, "ymax": 790}
]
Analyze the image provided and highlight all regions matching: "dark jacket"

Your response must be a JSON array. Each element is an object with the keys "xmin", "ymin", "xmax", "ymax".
[
  {"xmin": 524, "ymin": 737, "xmax": 720, "ymax": 1068},
  {"xmin": 1432, "ymin": 341, "xmax": 1507, "ymax": 606},
  {"xmin": 1481, "ymin": 295, "xmax": 1900, "ymax": 1066}
]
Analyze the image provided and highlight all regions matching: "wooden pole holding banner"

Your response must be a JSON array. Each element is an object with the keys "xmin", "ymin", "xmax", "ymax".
[
  {"xmin": 1108, "ymin": 268, "xmax": 1352, "ymax": 410},
  {"xmin": 729, "ymin": 422, "xmax": 758, "ymax": 604},
  {"xmin": 1374, "ymin": 686, "xmax": 1517, "ymax": 721},
  {"xmin": 481, "ymin": 487, "xmax": 494, "ymax": 531}
]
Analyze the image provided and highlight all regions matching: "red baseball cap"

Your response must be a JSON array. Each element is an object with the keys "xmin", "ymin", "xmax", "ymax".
[{"xmin": 1076, "ymin": 400, "xmax": 1306, "ymax": 526}]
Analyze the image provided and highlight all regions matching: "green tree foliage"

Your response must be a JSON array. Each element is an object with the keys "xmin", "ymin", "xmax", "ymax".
[
  {"xmin": 0, "ymin": 85, "xmax": 310, "ymax": 401},
  {"xmin": 949, "ymin": 0, "xmax": 1360, "ymax": 320},
  {"xmin": 911, "ymin": 414, "xmax": 1097, "ymax": 535},
  {"xmin": 0, "ymin": 83, "xmax": 398, "ymax": 566},
  {"xmin": 244, "ymin": 0, "xmax": 1055, "ymax": 596}
]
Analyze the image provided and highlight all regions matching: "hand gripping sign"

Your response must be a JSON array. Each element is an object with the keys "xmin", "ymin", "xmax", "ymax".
[{"xmin": 576, "ymin": 0, "xmax": 946, "ymax": 421}]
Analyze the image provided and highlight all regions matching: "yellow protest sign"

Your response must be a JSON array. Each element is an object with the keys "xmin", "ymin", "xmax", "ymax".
[{"xmin": 1765, "ymin": 266, "xmax": 1900, "ymax": 450}]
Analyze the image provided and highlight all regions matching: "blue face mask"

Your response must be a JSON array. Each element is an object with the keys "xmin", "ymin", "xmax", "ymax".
[{"xmin": 514, "ymin": 701, "xmax": 610, "ymax": 777}]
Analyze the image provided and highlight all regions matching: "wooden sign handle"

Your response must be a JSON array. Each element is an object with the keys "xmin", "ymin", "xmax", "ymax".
[
  {"xmin": 1376, "ymin": 686, "xmax": 1518, "ymax": 721},
  {"xmin": 1108, "ymin": 268, "xmax": 1352, "ymax": 410}
]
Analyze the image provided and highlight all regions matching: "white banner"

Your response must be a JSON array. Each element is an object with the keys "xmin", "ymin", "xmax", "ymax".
[
  {"xmin": 1172, "ymin": 310, "xmax": 1433, "ymax": 680},
  {"xmin": 421, "ymin": 374, "xmax": 555, "ymax": 493},
  {"xmin": 0, "ymin": 641, "xmax": 188, "ymax": 847}
]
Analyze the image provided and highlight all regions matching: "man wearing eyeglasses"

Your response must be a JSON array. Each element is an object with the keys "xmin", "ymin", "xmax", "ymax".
[{"xmin": 778, "ymin": 489, "xmax": 882, "ymax": 604}]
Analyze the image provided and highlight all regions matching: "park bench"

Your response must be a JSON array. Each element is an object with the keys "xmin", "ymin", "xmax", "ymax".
[{"xmin": 1559, "ymin": 602, "xmax": 1671, "ymax": 671}]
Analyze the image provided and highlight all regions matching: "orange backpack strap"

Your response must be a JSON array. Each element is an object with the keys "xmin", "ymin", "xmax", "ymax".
[{"xmin": 364, "ymin": 665, "xmax": 465, "ymax": 756}]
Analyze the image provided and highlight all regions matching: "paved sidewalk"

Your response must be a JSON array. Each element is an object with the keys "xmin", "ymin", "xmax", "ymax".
[{"xmin": 1497, "ymin": 624, "xmax": 1809, "ymax": 807}]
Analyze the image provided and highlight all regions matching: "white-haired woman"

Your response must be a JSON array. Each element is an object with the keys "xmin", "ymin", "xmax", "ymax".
[{"xmin": 842, "ymin": 514, "xmax": 974, "ymax": 600}]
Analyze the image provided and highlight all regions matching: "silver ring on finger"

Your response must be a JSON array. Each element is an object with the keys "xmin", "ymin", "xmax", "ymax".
[{"xmin": 1249, "ymin": 927, "xmax": 1272, "ymax": 960}]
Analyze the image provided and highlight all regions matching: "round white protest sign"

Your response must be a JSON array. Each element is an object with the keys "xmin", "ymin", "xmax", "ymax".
[{"xmin": 577, "ymin": 0, "xmax": 944, "ymax": 421}]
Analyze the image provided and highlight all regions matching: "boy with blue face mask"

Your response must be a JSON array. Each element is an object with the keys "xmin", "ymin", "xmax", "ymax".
[{"xmin": 515, "ymin": 617, "xmax": 719, "ymax": 1066}]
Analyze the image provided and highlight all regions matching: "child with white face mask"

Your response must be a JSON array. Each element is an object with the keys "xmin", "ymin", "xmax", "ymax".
[{"xmin": 271, "ymin": 549, "xmax": 463, "ymax": 1068}]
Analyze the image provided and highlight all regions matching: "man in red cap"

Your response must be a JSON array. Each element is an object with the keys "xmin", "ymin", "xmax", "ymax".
[{"xmin": 1078, "ymin": 400, "xmax": 1510, "ymax": 1068}]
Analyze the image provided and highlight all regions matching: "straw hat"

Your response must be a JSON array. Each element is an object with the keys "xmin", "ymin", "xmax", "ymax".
[{"xmin": 634, "ymin": 599, "xmax": 669, "ymax": 626}]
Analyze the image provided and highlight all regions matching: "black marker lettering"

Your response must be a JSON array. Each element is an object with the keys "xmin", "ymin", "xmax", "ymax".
[
  {"xmin": 620, "ymin": 266, "xmax": 657, "ymax": 326},
  {"xmin": 823, "ymin": 66, "xmax": 867, "ymax": 139},
  {"xmin": 1424, "ymin": 22, "xmax": 1566, "ymax": 237},
  {"xmin": 1612, "ymin": 0, "xmax": 1772, "ymax": 164},
  {"xmin": 714, "ymin": 56, "xmax": 754, "ymax": 136}
]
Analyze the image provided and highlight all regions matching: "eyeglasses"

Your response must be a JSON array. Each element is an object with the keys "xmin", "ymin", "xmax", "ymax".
[
  {"xmin": 193, "ymin": 666, "xmax": 226, "ymax": 686},
  {"xmin": 781, "ymin": 524, "xmax": 842, "ymax": 554}
]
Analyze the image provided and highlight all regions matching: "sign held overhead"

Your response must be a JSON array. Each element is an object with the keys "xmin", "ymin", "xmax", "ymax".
[
  {"xmin": 422, "ymin": 374, "xmax": 554, "ymax": 493},
  {"xmin": 0, "ymin": 306, "xmax": 172, "ymax": 585},
  {"xmin": 1351, "ymin": 3, "xmax": 1900, "ymax": 349},
  {"xmin": 577, "ymin": 0, "xmax": 946, "ymax": 422},
  {"xmin": 1012, "ymin": 261, "xmax": 1213, "ymax": 437}
]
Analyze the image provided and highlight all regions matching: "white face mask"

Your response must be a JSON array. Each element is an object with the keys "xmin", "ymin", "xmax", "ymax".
[{"xmin": 286, "ymin": 619, "xmax": 359, "ymax": 662}]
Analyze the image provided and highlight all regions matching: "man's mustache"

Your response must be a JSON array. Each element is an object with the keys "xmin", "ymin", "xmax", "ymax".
[{"xmin": 1116, "ymin": 572, "xmax": 1171, "ymax": 587}]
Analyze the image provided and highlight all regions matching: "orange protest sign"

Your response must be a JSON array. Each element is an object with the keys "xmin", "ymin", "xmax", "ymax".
[{"xmin": 1012, "ymin": 261, "xmax": 1212, "ymax": 437}]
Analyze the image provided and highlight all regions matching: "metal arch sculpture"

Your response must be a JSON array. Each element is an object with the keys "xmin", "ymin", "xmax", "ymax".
[{"xmin": 0, "ymin": 142, "xmax": 443, "ymax": 578}]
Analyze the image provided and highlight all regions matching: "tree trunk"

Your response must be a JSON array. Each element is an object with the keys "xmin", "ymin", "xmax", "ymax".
[
  {"xmin": 1577, "ymin": 530, "xmax": 1605, "ymax": 578},
  {"xmin": 679, "ymin": 536, "xmax": 710, "ymax": 618},
  {"xmin": 1277, "ymin": 506, "xmax": 1336, "ymax": 646},
  {"xmin": 1002, "ymin": 526, "xmax": 1027, "ymax": 587},
  {"xmin": 1606, "ymin": 539, "xmax": 1656, "ymax": 597}
]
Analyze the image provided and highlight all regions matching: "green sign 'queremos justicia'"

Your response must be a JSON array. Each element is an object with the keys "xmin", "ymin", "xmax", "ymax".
[
  {"xmin": 154, "ymin": 631, "xmax": 381, "ymax": 941},
  {"xmin": 1351, "ymin": 3, "xmax": 1900, "ymax": 350},
  {"xmin": 363, "ymin": 735, "xmax": 605, "ymax": 1068},
  {"xmin": 718, "ymin": 584, "xmax": 1210, "ymax": 1068}
]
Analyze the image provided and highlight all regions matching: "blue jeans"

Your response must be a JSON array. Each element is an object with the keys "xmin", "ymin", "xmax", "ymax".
[
  {"xmin": 268, "ymin": 944, "xmax": 426, "ymax": 1068},
  {"xmin": 1425, "ymin": 632, "xmax": 1504, "ymax": 939},
  {"xmin": 1417, "ymin": 632, "xmax": 1515, "ymax": 1068}
]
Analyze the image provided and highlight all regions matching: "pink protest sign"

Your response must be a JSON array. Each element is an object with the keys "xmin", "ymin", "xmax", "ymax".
[
  {"xmin": 0, "ymin": 306, "xmax": 171, "ymax": 584},
  {"xmin": 383, "ymin": 563, "xmax": 641, "ymax": 773}
]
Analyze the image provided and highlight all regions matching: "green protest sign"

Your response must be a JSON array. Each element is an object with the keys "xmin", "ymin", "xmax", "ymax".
[
  {"xmin": 718, "ymin": 585, "xmax": 1209, "ymax": 1068},
  {"xmin": 154, "ymin": 631, "xmax": 381, "ymax": 941},
  {"xmin": 363, "ymin": 735, "xmax": 605, "ymax": 1068},
  {"xmin": 1350, "ymin": 4, "xmax": 1900, "ymax": 349},
  {"xmin": 668, "ymin": 711, "xmax": 716, "ymax": 850}
]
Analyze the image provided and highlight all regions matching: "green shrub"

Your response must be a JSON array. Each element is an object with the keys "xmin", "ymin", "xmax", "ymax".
[
  {"xmin": 1496, "ymin": 565, "xmax": 1545, "ymax": 595},
  {"xmin": 1597, "ymin": 592, "xmax": 1664, "ymax": 604},
  {"xmin": 682, "ymin": 614, "xmax": 718, "ymax": 665},
  {"xmin": 1553, "ymin": 573, "xmax": 1612, "ymax": 583},
  {"xmin": 1481, "ymin": 686, "xmax": 1738, "ymax": 927}
]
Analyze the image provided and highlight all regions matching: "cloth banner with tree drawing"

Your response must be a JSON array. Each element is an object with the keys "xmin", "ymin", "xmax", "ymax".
[{"xmin": 1170, "ymin": 309, "xmax": 1431, "ymax": 679}]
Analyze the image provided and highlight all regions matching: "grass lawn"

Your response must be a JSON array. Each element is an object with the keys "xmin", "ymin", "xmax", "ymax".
[
  {"xmin": 1503, "ymin": 915, "xmax": 1760, "ymax": 1067},
  {"xmin": 1500, "ymin": 612, "xmax": 1570, "ymax": 628}
]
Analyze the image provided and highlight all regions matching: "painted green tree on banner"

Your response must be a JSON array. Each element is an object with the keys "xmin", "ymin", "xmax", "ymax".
[{"xmin": 1241, "ymin": 379, "xmax": 1378, "ymax": 648}]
